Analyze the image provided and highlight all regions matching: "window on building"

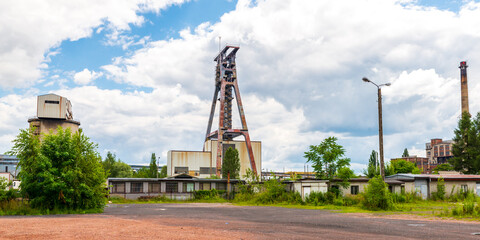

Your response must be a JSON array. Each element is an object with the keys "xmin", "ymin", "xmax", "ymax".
[
  {"xmin": 131, "ymin": 182, "xmax": 143, "ymax": 193},
  {"xmin": 200, "ymin": 182, "xmax": 211, "ymax": 190},
  {"xmin": 446, "ymin": 151, "xmax": 450, "ymax": 155},
  {"xmin": 5, "ymin": 166, "xmax": 7, "ymax": 172},
  {"xmin": 166, "ymin": 182, "xmax": 178, "ymax": 193},
  {"xmin": 148, "ymin": 182, "xmax": 160, "ymax": 193},
  {"xmin": 200, "ymin": 167, "xmax": 216, "ymax": 175},
  {"xmin": 350, "ymin": 185, "xmax": 359, "ymax": 195},
  {"xmin": 461, "ymin": 185, "xmax": 468, "ymax": 193},
  {"xmin": 45, "ymin": 100, "xmax": 60, "ymax": 104},
  {"xmin": 401, "ymin": 186, "xmax": 405, "ymax": 194},
  {"xmin": 440, "ymin": 152, "xmax": 444, "ymax": 156},
  {"xmin": 112, "ymin": 182, "xmax": 125, "ymax": 193},
  {"xmin": 174, "ymin": 167, "xmax": 188, "ymax": 174},
  {"xmin": 183, "ymin": 182, "xmax": 194, "ymax": 192},
  {"xmin": 216, "ymin": 182, "xmax": 227, "ymax": 191}
]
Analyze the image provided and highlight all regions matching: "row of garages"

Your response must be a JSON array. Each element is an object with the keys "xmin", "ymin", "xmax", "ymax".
[{"xmin": 107, "ymin": 173, "xmax": 480, "ymax": 200}]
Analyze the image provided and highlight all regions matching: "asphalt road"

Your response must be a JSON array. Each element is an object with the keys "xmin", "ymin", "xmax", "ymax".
[{"xmin": 104, "ymin": 203, "xmax": 480, "ymax": 239}]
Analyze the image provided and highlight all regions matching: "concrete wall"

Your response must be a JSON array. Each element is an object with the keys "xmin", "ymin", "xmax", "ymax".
[
  {"xmin": 430, "ymin": 180, "xmax": 477, "ymax": 196},
  {"xmin": 167, "ymin": 151, "xmax": 212, "ymax": 177},
  {"xmin": 29, "ymin": 118, "xmax": 80, "ymax": 136},
  {"xmin": 291, "ymin": 180, "xmax": 328, "ymax": 199}
]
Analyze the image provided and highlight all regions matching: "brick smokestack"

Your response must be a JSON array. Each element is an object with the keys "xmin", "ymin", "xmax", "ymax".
[{"xmin": 459, "ymin": 61, "xmax": 469, "ymax": 114}]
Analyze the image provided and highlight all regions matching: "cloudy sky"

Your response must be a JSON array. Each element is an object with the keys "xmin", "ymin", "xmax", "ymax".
[{"xmin": 1, "ymin": 0, "xmax": 479, "ymax": 173}]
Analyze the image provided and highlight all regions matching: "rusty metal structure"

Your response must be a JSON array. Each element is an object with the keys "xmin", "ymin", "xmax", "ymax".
[
  {"xmin": 205, "ymin": 46, "xmax": 257, "ymax": 177},
  {"xmin": 459, "ymin": 61, "xmax": 469, "ymax": 115}
]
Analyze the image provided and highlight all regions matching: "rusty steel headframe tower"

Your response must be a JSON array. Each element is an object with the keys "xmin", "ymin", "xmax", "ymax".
[
  {"xmin": 205, "ymin": 46, "xmax": 257, "ymax": 177},
  {"xmin": 459, "ymin": 61, "xmax": 469, "ymax": 115}
]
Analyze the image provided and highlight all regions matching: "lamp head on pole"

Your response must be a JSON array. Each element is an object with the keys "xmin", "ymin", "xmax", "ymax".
[{"xmin": 362, "ymin": 77, "xmax": 370, "ymax": 83}]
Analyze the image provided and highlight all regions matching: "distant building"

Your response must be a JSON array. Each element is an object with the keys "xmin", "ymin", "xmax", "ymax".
[
  {"xmin": 0, "ymin": 155, "xmax": 20, "ymax": 177},
  {"xmin": 28, "ymin": 94, "xmax": 80, "ymax": 136},
  {"xmin": 426, "ymin": 138, "xmax": 453, "ymax": 165},
  {"xmin": 391, "ymin": 156, "xmax": 432, "ymax": 174}
]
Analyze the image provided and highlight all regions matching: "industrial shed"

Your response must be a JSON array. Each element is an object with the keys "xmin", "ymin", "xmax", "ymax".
[
  {"xmin": 107, "ymin": 174, "xmax": 241, "ymax": 200},
  {"xmin": 387, "ymin": 173, "xmax": 480, "ymax": 199}
]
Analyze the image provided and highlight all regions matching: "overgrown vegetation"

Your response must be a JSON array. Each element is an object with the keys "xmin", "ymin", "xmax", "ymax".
[{"xmin": 7, "ymin": 127, "xmax": 107, "ymax": 211}]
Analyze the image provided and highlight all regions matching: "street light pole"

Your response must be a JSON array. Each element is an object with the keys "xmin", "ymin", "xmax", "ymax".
[
  {"xmin": 377, "ymin": 87, "xmax": 385, "ymax": 180},
  {"xmin": 362, "ymin": 77, "xmax": 390, "ymax": 180}
]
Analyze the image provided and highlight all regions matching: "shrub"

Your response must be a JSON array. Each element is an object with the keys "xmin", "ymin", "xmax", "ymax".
[
  {"xmin": 362, "ymin": 175, "xmax": 393, "ymax": 210},
  {"xmin": 193, "ymin": 189, "xmax": 225, "ymax": 200},
  {"xmin": 305, "ymin": 191, "xmax": 328, "ymax": 206},
  {"xmin": 343, "ymin": 195, "xmax": 363, "ymax": 206},
  {"xmin": 391, "ymin": 193, "xmax": 406, "ymax": 203}
]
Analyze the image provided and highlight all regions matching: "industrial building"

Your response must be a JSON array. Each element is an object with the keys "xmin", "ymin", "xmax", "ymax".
[
  {"xmin": 168, "ymin": 140, "xmax": 261, "ymax": 178},
  {"xmin": 28, "ymin": 94, "xmax": 80, "ymax": 136},
  {"xmin": 167, "ymin": 46, "xmax": 261, "ymax": 179},
  {"xmin": 108, "ymin": 174, "xmax": 241, "ymax": 200},
  {"xmin": 0, "ymin": 154, "xmax": 19, "ymax": 177}
]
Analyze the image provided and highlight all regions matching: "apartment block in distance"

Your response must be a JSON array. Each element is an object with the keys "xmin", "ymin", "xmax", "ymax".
[{"xmin": 426, "ymin": 138, "xmax": 453, "ymax": 165}]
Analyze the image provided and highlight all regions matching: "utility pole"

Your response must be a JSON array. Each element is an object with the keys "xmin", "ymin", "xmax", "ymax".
[{"xmin": 157, "ymin": 157, "xmax": 160, "ymax": 179}]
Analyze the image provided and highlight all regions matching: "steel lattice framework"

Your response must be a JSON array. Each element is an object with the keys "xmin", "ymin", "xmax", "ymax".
[{"xmin": 205, "ymin": 46, "xmax": 257, "ymax": 177}]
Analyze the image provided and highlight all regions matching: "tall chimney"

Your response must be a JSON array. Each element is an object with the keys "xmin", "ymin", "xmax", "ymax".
[{"xmin": 459, "ymin": 61, "xmax": 469, "ymax": 114}]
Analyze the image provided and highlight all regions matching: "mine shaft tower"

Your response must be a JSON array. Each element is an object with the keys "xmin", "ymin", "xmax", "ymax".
[{"xmin": 205, "ymin": 46, "xmax": 257, "ymax": 177}]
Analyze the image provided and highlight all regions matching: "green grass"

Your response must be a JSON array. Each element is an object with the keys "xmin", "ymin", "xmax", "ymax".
[{"xmin": 0, "ymin": 199, "xmax": 104, "ymax": 216}]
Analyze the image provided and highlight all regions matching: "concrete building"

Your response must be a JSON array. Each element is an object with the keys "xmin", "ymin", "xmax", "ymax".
[
  {"xmin": 107, "ymin": 174, "xmax": 240, "ymax": 200},
  {"xmin": 0, "ymin": 155, "xmax": 19, "ymax": 177},
  {"xmin": 330, "ymin": 177, "xmax": 405, "ymax": 196},
  {"xmin": 167, "ymin": 140, "xmax": 261, "ymax": 179},
  {"xmin": 284, "ymin": 179, "xmax": 328, "ymax": 200},
  {"xmin": 28, "ymin": 94, "xmax": 80, "ymax": 136},
  {"xmin": 387, "ymin": 173, "xmax": 480, "ymax": 199},
  {"xmin": 426, "ymin": 138, "xmax": 453, "ymax": 165},
  {"xmin": 391, "ymin": 156, "xmax": 431, "ymax": 173}
]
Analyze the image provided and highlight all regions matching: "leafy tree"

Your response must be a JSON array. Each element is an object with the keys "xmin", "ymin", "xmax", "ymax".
[
  {"xmin": 336, "ymin": 167, "xmax": 355, "ymax": 189},
  {"xmin": 102, "ymin": 152, "xmax": 133, "ymax": 178},
  {"xmin": 390, "ymin": 159, "xmax": 420, "ymax": 174},
  {"xmin": 433, "ymin": 163, "xmax": 454, "ymax": 174},
  {"xmin": 149, "ymin": 153, "xmax": 158, "ymax": 178},
  {"xmin": 402, "ymin": 148, "xmax": 409, "ymax": 158},
  {"xmin": 159, "ymin": 165, "xmax": 167, "ymax": 178},
  {"xmin": 363, "ymin": 150, "xmax": 379, "ymax": 178},
  {"xmin": 384, "ymin": 161, "xmax": 395, "ymax": 176},
  {"xmin": 304, "ymin": 136, "xmax": 351, "ymax": 182},
  {"xmin": 451, "ymin": 112, "xmax": 480, "ymax": 174},
  {"xmin": 133, "ymin": 167, "xmax": 150, "ymax": 178},
  {"xmin": 8, "ymin": 127, "xmax": 106, "ymax": 210},
  {"xmin": 222, "ymin": 147, "xmax": 240, "ymax": 179}
]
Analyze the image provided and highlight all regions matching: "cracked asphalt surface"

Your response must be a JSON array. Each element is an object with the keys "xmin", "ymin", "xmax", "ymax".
[
  {"xmin": 104, "ymin": 203, "xmax": 480, "ymax": 239},
  {"xmin": 2, "ymin": 203, "xmax": 480, "ymax": 239}
]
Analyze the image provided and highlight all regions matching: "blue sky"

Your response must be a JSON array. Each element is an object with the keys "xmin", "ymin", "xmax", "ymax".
[{"xmin": 1, "ymin": 0, "xmax": 480, "ymax": 173}]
